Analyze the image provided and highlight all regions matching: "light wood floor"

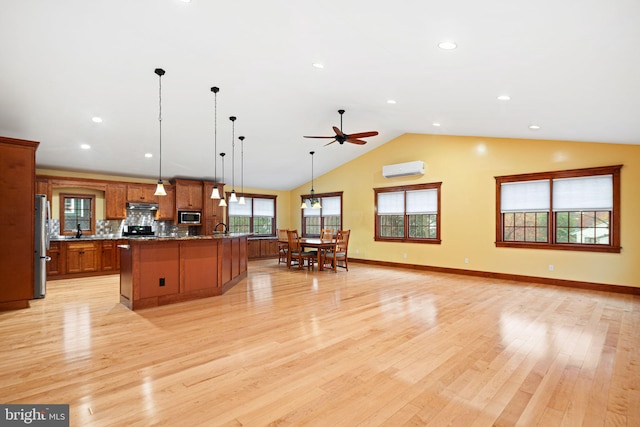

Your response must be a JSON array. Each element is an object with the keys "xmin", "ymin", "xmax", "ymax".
[{"xmin": 1, "ymin": 260, "xmax": 639, "ymax": 426}]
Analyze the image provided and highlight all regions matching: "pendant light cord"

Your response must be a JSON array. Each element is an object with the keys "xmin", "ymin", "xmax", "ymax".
[{"xmin": 230, "ymin": 116, "xmax": 236, "ymax": 191}]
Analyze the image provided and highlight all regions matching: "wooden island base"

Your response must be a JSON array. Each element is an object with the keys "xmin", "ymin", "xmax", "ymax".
[{"xmin": 119, "ymin": 235, "xmax": 248, "ymax": 310}]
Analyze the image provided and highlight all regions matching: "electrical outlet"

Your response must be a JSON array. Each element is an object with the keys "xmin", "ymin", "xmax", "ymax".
[
  {"xmin": 159, "ymin": 277, "xmax": 165, "ymax": 286},
  {"xmin": 548, "ymin": 264, "xmax": 554, "ymax": 272},
  {"xmin": 355, "ymin": 249, "xmax": 359, "ymax": 254},
  {"xmin": 403, "ymin": 253, "xmax": 407, "ymax": 259},
  {"xmin": 464, "ymin": 258, "xmax": 469, "ymax": 264}
]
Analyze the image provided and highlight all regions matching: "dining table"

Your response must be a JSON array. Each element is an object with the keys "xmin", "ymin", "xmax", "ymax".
[{"xmin": 299, "ymin": 237, "xmax": 335, "ymax": 271}]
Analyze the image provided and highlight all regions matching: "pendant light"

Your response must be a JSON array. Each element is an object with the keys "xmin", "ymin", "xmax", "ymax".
[
  {"xmin": 210, "ymin": 86, "xmax": 221, "ymax": 199},
  {"xmin": 238, "ymin": 136, "xmax": 245, "ymax": 205},
  {"xmin": 219, "ymin": 152, "xmax": 227, "ymax": 207},
  {"xmin": 153, "ymin": 68, "xmax": 167, "ymax": 196},
  {"xmin": 229, "ymin": 116, "xmax": 238, "ymax": 203},
  {"xmin": 301, "ymin": 151, "xmax": 321, "ymax": 209}
]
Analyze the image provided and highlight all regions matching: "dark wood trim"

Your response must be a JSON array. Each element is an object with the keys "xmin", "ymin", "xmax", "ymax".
[{"xmin": 349, "ymin": 257, "xmax": 640, "ymax": 295}]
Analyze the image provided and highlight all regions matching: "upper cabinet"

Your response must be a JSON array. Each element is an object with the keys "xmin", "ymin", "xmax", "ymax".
[
  {"xmin": 157, "ymin": 184, "xmax": 175, "ymax": 220},
  {"xmin": 105, "ymin": 183, "xmax": 127, "ymax": 219},
  {"xmin": 175, "ymin": 179, "xmax": 203, "ymax": 211},
  {"xmin": 126, "ymin": 184, "xmax": 158, "ymax": 203}
]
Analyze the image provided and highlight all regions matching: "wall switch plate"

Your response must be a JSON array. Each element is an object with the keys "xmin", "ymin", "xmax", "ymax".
[{"xmin": 159, "ymin": 277, "xmax": 166, "ymax": 286}]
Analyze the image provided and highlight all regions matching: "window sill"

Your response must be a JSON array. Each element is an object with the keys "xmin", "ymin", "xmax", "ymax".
[{"xmin": 495, "ymin": 241, "xmax": 621, "ymax": 253}]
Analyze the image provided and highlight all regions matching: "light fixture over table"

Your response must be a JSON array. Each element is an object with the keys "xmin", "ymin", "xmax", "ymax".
[
  {"xmin": 301, "ymin": 151, "xmax": 321, "ymax": 209},
  {"xmin": 153, "ymin": 68, "xmax": 167, "ymax": 196}
]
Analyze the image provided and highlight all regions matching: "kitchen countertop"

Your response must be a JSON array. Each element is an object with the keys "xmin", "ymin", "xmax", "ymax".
[{"xmin": 51, "ymin": 233, "xmax": 251, "ymax": 242}]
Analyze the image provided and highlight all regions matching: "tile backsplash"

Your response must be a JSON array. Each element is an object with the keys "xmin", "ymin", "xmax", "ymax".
[{"xmin": 51, "ymin": 209, "xmax": 187, "ymax": 237}]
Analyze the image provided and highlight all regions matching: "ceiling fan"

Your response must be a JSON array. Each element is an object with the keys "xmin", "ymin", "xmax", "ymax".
[{"xmin": 304, "ymin": 109, "xmax": 378, "ymax": 146}]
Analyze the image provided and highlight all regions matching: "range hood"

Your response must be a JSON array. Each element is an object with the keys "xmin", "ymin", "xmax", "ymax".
[{"xmin": 126, "ymin": 202, "xmax": 159, "ymax": 211}]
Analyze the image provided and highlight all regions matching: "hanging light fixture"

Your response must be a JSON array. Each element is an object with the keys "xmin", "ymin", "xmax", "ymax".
[
  {"xmin": 301, "ymin": 151, "xmax": 321, "ymax": 209},
  {"xmin": 229, "ymin": 116, "xmax": 238, "ymax": 202},
  {"xmin": 210, "ymin": 86, "xmax": 221, "ymax": 199},
  {"xmin": 238, "ymin": 135, "xmax": 245, "ymax": 205},
  {"xmin": 219, "ymin": 152, "xmax": 227, "ymax": 207},
  {"xmin": 153, "ymin": 68, "xmax": 167, "ymax": 196}
]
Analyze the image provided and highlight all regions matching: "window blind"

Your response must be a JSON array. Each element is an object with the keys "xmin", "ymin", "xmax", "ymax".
[
  {"xmin": 322, "ymin": 196, "xmax": 341, "ymax": 216},
  {"xmin": 229, "ymin": 197, "xmax": 252, "ymax": 216},
  {"xmin": 501, "ymin": 179, "xmax": 550, "ymax": 212},
  {"xmin": 378, "ymin": 192, "xmax": 404, "ymax": 215},
  {"xmin": 253, "ymin": 198, "xmax": 274, "ymax": 217},
  {"xmin": 552, "ymin": 175, "xmax": 612, "ymax": 211},
  {"xmin": 406, "ymin": 189, "xmax": 437, "ymax": 214}
]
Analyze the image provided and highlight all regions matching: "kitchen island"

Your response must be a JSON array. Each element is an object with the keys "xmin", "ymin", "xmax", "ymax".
[{"xmin": 119, "ymin": 234, "xmax": 248, "ymax": 310}]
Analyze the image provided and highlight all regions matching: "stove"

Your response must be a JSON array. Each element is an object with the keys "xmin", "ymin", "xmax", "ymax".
[{"xmin": 123, "ymin": 225, "xmax": 155, "ymax": 237}]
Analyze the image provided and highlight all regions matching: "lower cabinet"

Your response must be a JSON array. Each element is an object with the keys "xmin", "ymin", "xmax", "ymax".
[
  {"xmin": 248, "ymin": 238, "xmax": 279, "ymax": 259},
  {"xmin": 47, "ymin": 239, "xmax": 127, "ymax": 279},
  {"xmin": 101, "ymin": 240, "xmax": 116, "ymax": 272},
  {"xmin": 66, "ymin": 241, "xmax": 99, "ymax": 274}
]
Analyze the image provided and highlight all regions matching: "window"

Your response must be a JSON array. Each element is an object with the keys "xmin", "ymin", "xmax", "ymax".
[
  {"xmin": 60, "ymin": 193, "xmax": 96, "ymax": 235},
  {"xmin": 227, "ymin": 193, "xmax": 276, "ymax": 235},
  {"xmin": 300, "ymin": 192, "xmax": 343, "ymax": 237},
  {"xmin": 495, "ymin": 165, "xmax": 621, "ymax": 253},
  {"xmin": 374, "ymin": 183, "xmax": 441, "ymax": 243}
]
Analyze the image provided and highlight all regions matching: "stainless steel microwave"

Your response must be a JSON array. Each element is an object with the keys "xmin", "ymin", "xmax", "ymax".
[{"xmin": 178, "ymin": 211, "xmax": 201, "ymax": 224}]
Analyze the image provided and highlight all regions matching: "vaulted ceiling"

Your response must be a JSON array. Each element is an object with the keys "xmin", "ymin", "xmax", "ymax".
[{"xmin": 1, "ymin": 1, "xmax": 639, "ymax": 190}]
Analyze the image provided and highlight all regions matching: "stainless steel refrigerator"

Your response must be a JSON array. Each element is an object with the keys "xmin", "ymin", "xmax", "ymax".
[{"xmin": 34, "ymin": 194, "xmax": 50, "ymax": 299}]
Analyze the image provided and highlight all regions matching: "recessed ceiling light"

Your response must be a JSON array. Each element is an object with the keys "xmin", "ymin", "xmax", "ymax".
[
  {"xmin": 145, "ymin": 153, "xmax": 153, "ymax": 158},
  {"xmin": 438, "ymin": 41, "xmax": 457, "ymax": 50},
  {"xmin": 92, "ymin": 117, "xmax": 103, "ymax": 123},
  {"xmin": 387, "ymin": 99, "xmax": 397, "ymax": 104},
  {"xmin": 312, "ymin": 63, "xmax": 324, "ymax": 69},
  {"xmin": 529, "ymin": 125, "xmax": 541, "ymax": 130},
  {"xmin": 497, "ymin": 95, "xmax": 511, "ymax": 101},
  {"xmin": 80, "ymin": 144, "xmax": 91, "ymax": 150},
  {"xmin": 432, "ymin": 122, "xmax": 441, "ymax": 127}
]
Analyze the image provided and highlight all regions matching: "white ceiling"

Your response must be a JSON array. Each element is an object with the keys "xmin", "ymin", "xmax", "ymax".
[{"xmin": 1, "ymin": 0, "xmax": 639, "ymax": 190}]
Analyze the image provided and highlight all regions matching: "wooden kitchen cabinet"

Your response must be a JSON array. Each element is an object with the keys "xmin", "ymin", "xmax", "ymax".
[
  {"xmin": 202, "ymin": 181, "xmax": 225, "ymax": 234},
  {"xmin": 248, "ymin": 238, "xmax": 279, "ymax": 259},
  {"xmin": 175, "ymin": 179, "xmax": 203, "ymax": 211},
  {"xmin": 66, "ymin": 241, "xmax": 100, "ymax": 274},
  {"xmin": 0, "ymin": 136, "xmax": 38, "ymax": 309},
  {"xmin": 156, "ymin": 184, "xmax": 175, "ymax": 220},
  {"xmin": 101, "ymin": 240, "xmax": 116, "ymax": 271},
  {"xmin": 105, "ymin": 183, "xmax": 127, "ymax": 219},
  {"xmin": 47, "ymin": 241, "xmax": 63, "ymax": 276},
  {"xmin": 127, "ymin": 184, "xmax": 158, "ymax": 203}
]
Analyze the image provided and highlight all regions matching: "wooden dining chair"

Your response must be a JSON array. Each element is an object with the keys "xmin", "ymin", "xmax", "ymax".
[
  {"xmin": 277, "ymin": 229, "xmax": 289, "ymax": 264},
  {"xmin": 287, "ymin": 230, "xmax": 315, "ymax": 270},
  {"xmin": 321, "ymin": 229, "xmax": 350, "ymax": 272}
]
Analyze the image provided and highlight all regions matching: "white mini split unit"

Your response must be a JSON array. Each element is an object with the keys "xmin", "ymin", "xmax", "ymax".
[{"xmin": 382, "ymin": 161, "xmax": 425, "ymax": 178}]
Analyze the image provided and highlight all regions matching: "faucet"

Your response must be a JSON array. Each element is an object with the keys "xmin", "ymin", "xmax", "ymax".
[
  {"xmin": 214, "ymin": 222, "xmax": 228, "ymax": 234},
  {"xmin": 75, "ymin": 223, "xmax": 83, "ymax": 238}
]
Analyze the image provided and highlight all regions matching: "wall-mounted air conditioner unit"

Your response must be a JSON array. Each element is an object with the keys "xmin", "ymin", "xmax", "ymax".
[{"xmin": 382, "ymin": 161, "xmax": 425, "ymax": 178}]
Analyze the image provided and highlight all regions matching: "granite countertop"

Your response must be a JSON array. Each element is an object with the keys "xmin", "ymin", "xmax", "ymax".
[{"xmin": 51, "ymin": 233, "xmax": 251, "ymax": 242}]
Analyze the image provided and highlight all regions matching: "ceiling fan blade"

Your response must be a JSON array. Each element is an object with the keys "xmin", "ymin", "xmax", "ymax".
[
  {"xmin": 347, "ymin": 131, "xmax": 379, "ymax": 139},
  {"xmin": 324, "ymin": 139, "xmax": 337, "ymax": 146},
  {"xmin": 332, "ymin": 126, "xmax": 345, "ymax": 137},
  {"xmin": 304, "ymin": 135, "xmax": 335, "ymax": 139},
  {"xmin": 348, "ymin": 139, "xmax": 368, "ymax": 145}
]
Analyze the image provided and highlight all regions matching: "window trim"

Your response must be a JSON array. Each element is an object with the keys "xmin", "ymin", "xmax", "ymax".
[
  {"xmin": 300, "ymin": 191, "xmax": 343, "ymax": 237},
  {"xmin": 225, "ymin": 192, "xmax": 277, "ymax": 236},
  {"xmin": 495, "ymin": 165, "xmax": 622, "ymax": 253},
  {"xmin": 59, "ymin": 193, "xmax": 96, "ymax": 236},
  {"xmin": 374, "ymin": 182, "xmax": 442, "ymax": 244}
]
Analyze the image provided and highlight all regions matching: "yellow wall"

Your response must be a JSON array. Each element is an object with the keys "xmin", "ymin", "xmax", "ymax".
[{"xmin": 289, "ymin": 134, "xmax": 640, "ymax": 288}]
